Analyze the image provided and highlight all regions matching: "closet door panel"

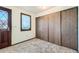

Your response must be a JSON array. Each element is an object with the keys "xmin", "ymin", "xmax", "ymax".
[
  {"xmin": 36, "ymin": 17, "xmax": 43, "ymax": 39},
  {"xmin": 41, "ymin": 16, "xmax": 49, "ymax": 41},
  {"xmin": 61, "ymin": 7, "xmax": 78, "ymax": 50},
  {"xmin": 36, "ymin": 16, "xmax": 49, "ymax": 41},
  {"xmin": 49, "ymin": 12, "xmax": 61, "ymax": 45}
]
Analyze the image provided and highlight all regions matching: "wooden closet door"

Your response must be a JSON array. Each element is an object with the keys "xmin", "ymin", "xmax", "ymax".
[
  {"xmin": 61, "ymin": 7, "xmax": 78, "ymax": 50},
  {"xmin": 36, "ymin": 16, "xmax": 49, "ymax": 41},
  {"xmin": 41, "ymin": 16, "xmax": 49, "ymax": 41},
  {"xmin": 36, "ymin": 17, "xmax": 42, "ymax": 39},
  {"xmin": 49, "ymin": 12, "xmax": 61, "ymax": 45}
]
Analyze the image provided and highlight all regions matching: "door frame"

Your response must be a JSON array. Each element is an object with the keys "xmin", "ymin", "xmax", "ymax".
[{"xmin": 0, "ymin": 6, "xmax": 12, "ymax": 46}]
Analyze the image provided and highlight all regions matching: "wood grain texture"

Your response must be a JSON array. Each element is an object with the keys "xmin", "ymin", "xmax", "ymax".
[
  {"xmin": 36, "ymin": 16, "xmax": 49, "ymax": 41},
  {"xmin": 36, "ymin": 17, "xmax": 43, "ymax": 39},
  {"xmin": 36, "ymin": 7, "xmax": 78, "ymax": 50},
  {"xmin": 61, "ymin": 7, "xmax": 78, "ymax": 50},
  {"xmin": 41, "ymin": 16, "xmax": 49, "ymax": 41},
  {"xmin": 0, "ymin": 7, "xmax": 11, "ymax": 49},
  {"xmin": 48, "ymin": 12, "xmax": 61, "ymax": 45}
]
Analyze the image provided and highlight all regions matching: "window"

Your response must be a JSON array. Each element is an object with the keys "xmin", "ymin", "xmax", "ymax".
[
  {"xmin": 0, "ymin": 10, "xmax": 8, "ymax": 29},
  {"xmin": 21, "ymin": 13, "xmax": 31, "ymax": 31}
]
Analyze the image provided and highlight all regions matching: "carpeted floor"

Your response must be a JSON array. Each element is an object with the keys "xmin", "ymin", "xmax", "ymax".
[{"xmin": 0, "ymin": 38, "xmax": 77, "ymax": 53}]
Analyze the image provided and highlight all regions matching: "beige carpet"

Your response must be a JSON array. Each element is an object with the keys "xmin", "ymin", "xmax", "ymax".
[{"xmin": 0, "ymin": 38, "xmax": 77, "ymax": 53}]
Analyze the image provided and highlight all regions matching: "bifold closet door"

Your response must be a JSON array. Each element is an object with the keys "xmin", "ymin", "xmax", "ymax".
[
  {"xmin": 36, "ymin": 16, "xmax": 49, "ymax": 41},
  {"xmin": 49, "ymin": 12, "xmax": 61, "ymax": 45},
  {"xmin": 61, "ymin": 7, "xmax": 78, "ymax": 50}
]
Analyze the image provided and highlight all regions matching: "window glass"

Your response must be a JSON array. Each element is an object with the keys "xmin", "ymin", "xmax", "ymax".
[
  {"xmin": 0, "ymin": 10, "xmax": 8, "ymax": 29},
  {"xmin": 21, "ymin": 13, "xmax": 31, "ymax": 31}
]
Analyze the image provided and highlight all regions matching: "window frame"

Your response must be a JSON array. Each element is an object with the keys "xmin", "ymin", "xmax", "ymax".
[{"xmin": 21, "ymin": 13, "xmax": 31, "ymax": 31}]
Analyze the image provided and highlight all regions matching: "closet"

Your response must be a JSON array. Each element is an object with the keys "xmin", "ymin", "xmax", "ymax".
[
  {"xmin": 61, "ymin": 7, "xmax": 78, "ymax": 50},
  {"xmin": 36, "ymin": 15, "xmax": 49, "ymax": 41},
  {"xmin": 36, "ymin": 7, "xmax": 78, "ymax": 50},
  {"xmin": 48, "ymin": 12, "xmax": 61, "ymax": 45}
]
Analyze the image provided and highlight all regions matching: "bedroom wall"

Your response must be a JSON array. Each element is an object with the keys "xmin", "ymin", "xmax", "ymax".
[{"xmin": 4, "ymin": 6, "xmax": 36, "ymax": 44}]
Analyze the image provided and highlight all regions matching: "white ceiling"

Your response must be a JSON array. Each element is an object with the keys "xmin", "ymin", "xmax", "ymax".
[{"xmin": 18, "ymin": 6, "xmax": 54, "ymax": 13}]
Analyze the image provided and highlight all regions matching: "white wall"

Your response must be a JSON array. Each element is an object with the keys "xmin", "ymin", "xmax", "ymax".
[{"xmin": 4, "ymin": 6, "xmax": 36, "ymax": 45}]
